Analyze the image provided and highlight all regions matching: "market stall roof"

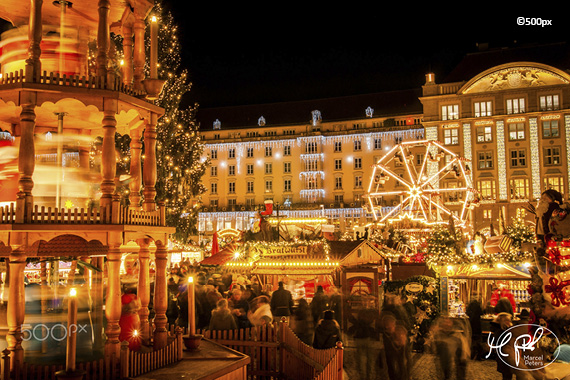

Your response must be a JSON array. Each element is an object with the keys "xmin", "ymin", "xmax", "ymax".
[
  {"xmin": 329, "ymin": 239, "xmax": 387, "ymax": 266},
  {"xmin": 199, "ymin": 242, "xmax": 241, "ymax": 267},
  {"xmin": 441, "ymin": 263, "xmax": 531, "ymax": 279}
]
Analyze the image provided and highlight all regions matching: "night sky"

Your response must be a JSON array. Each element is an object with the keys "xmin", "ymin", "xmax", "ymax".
[{"xmin": 165, "ymin": 5, "xmax": 566, "ymax": 110}]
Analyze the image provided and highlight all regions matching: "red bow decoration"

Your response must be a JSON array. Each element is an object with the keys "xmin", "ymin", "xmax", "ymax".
[
  {"xmin": 544, "ymin": 276, "xmax": 570, "ymax": 307},
  {"xmin": 548, "ymin": 247, "xmax": 562, "ymax": 265}
]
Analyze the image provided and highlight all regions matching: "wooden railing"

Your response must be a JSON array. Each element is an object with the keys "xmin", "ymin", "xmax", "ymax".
[
  {"xmin": 195, "ymin": 320, "xmax": 343, "ymax": 380},
  {"xmin": 0, "ymin": 69, "xmax": 147, "ymax": 98},
  {"xmin": 0, "ymin": 203, "xmax": 165, "ymax": 227}
]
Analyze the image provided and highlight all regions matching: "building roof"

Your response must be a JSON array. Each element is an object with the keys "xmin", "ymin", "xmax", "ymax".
[
  {"xmin": 196, "ymin": 88, "xmax": 423, "ymax": 131},
  {"xmin": 443, "ymin": 42, "xmax": 570, "ymax": 84}
]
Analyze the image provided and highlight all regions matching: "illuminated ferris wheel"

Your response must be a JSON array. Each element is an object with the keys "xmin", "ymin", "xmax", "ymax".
[{"xmin": 365, "ymin": 140, "xmax": 476, "ymax": 228}]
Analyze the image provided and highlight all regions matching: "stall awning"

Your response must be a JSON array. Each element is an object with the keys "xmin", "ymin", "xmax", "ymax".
[{"xmin": 440, "ymin": 263, "xmax": 531, "ymax": 279}]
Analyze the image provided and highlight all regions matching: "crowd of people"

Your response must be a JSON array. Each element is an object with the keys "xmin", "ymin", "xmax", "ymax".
[{"xmin": 165, "ymin": 267, "xmax": 343, "ymax": 350}]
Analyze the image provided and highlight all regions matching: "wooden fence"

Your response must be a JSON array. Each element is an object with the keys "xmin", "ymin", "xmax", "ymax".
[
  {"xmin": 1, "ymin": 330, "xmax": 181, "ymax": 380},
  {"xmin": 195, "ymin": 320, "xmax": 343, "ymax": 380},
  {"xmin": 120, "ymin": 329, "xmax": 182, "ymax": 378},
  {"xmin": 1, "ymin": 350, "xmax": 120, "ymax": 380}
]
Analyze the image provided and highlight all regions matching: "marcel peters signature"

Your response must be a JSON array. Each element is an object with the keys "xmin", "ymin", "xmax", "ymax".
[{"xmin": 486, "ymin": 324, "xmax": 560, "ymax": 371}]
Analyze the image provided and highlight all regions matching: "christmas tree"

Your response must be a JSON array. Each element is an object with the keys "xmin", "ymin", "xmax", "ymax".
[{"xmin": 144, "ymin": 1, "xmax": 207, "ymax": 243}]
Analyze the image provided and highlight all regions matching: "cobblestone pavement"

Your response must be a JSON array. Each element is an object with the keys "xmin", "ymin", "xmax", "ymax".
[{"xmin": 342, "ymin": 346, "xmax": 499, "ymax": 380}]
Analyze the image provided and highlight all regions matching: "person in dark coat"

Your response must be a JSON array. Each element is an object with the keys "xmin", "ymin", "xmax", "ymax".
[
  {"xmin": 209, "ymin": 298, "xmax": 237, "ymax": 331},
  {"xmin": 349, "ymin": 297, "xmax": 380, "ymax": 380},
  {"xmin": 310, "ymin": 285, "xmax": 329, "ymax": 323},
  {"xmin": 466, "ymin": 297, "xmax": 484, "ymax": 360},
  {"xmin": 313, "ymin": 310, "xmax": 341, "ymax": 349},
  {"xmin": 228, "ymin": 287, "xmax": 251, "ymax": 328},
  {"xmin": 270, "ymin": 281, "xmax": 294, "ymax": 320},
  {"xmin": 494, "ymin": 297, "xmax": 514, "ymax": 318},
  {"xmin": 292, "ymin": 298, "xmax": 314, "ymax": 346}
]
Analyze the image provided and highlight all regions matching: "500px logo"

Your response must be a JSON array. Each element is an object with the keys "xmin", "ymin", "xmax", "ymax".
[
  {"xmin": 486, "ymin": 324, "xmax": 560, "ymax": 371},
  {"xmin": 517, "ymin": 17, "xmax": 552, "ymax": 27},
  {"xmin": 22, "ymin": 323, "xmax": 89, "ymax": 342}
]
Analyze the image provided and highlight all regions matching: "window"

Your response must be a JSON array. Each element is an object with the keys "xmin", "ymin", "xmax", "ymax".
[
  {"xmin": 478, "ymin": 151, "xmax": 493, "ymax": 169},
  {"xmin": 508, "ymin": 123, "xmax": 525, "ymax": 140},
  {"xmin": 246, "ymin": 198, "xmax": 255, "ymax": 206},
  {"xmin": 228, "ymin": 148, "xmax": 235, "ymax": 159},
  {"xmin": 246, "ymin": 148, "xmax": 254, "ymax": 158},
  {"xmin": 305, "ymin": 159, "xmax": 318, "ymax": 171},
  {"xmin": 506, "ymin": 98, "xmax": 525, "ymax": 114},
  {"xmin": 210, "ymin": 150, "xmax": 218, "ymax": 160},
  {"xmin": 540, "ymin": 94, "xmax": 560, "ymax": 111},
  {"xmin": 334, "ymin": 159, "xmax": 342, "ymax": 170},
  {"xmin": 265, "ymin": 180, "xmax": 273, "ymax": 192},
  {"xmin": 228, "ymin": 165, "xmax": 235, "ymax": 176},
  {"xmin": 210, "ymin": 199, "xmax": 218, "ymax": 208},
  {"xmin": 416, "ymin": 154, "xmax": 424, "ymax": 166},
  {"xmin": 353, "ymin": 140, "xmax": 362, "ymax": 151},
  {"xmin": 334, "ymin": 194, "xmax": 344, "ymax": 204},
  {"xmin": 265, "ymin": 163, "xmax": 272, "ymax": 175},
  {"xmin": 284, "ymin": 179, "xmax": 291, "ymax": 192},
  {"xmin": 354, "ymin": 175, "xmax": 362, "ymax": 188},
  {"xmin": 284, "ymin": 162, "xmax": 291, "ymax": 174},
  {"xmin": 228, "ymin": 199, "xmax": 237, "ymax": 207},
  {"xmin": 477, "ymin": 180, "xmax": 495, "ymax": 200},
  {"xmin": 510, "ymin": 149, "xmax": 526, "ymax": 167},
  {"xmin": 334, "ymin": 141, "xmax": 342, "ymax": 152},
  {"xmin": 354, "ymin": 157, "xmax": 362, "ymax": 170},
  {"xmin": 443, "ymin": 128, "xmax": 459, "ymax": 145},
  {"xmin": 305, "ymin": 142, "xmax": 318, "ymax": 154},
  {"xmin": 247, "ymin": 181, "xmax": 254, "ymax": 193},
  {"xmin": 335, "ymin": 177, "xmax": 343, "ymax": 190},
  {"xmin": 374, "ymin": 138, "xmax": 382, "ymax": 150},
  {"xmin": 210, "ymin": 183, "xmax": 217, "ymax": 194},
  {"xmin": 543, "ymin": 119, "xmax": 560, "ymax": 138},
  {"xmin": 544, "ymin": 177, "xmax": 564, "ymax": 193},
  {"xmin": 483, "ymin": 209, "xmax": 492, "ymax": 219},
  {"xmin": 544, "ymin": 147, "xmax": 561, "ymax": 165},
  {"xmin": 247, "ymin": 164, "xmax": 254, "ymax": 175},
  {"xmin": 476, "ymin": 126, "xmax": 492, "ymax": 142},
  {"xmin": 210, "ymin": 166, "xmax": 217, "ymax": 176},
  {"xmin": 284, "ymin": 146, "xmax": 291, "ymax": 156},
  {"xmin": 510, "ymin": 178, "xmax": 529, "ymax": 199},
  {"xmin": 474, "ymin": 101, "xmax": 492, "ymax": 117},
  {"xmin": 228, "ymin": 182, "xmax": 235, "ymax": 194},
  {"xmin": 265, "ymin": 146, "xmax": 272, "ymax": 157},
  {"xmin": 442, "ymin": 104, "xmax": 459, "ymax": 120}
]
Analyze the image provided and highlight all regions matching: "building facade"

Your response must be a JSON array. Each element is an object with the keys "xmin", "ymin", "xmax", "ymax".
[
  {"xmin": 421, "ymin": 60, "xmax": 570, "ymax": 232},
  {"xmin": 197, "ymin": 43, "xmax": 570, "ymax": 238},
  {"xmin": 197, "ymin": 93, "xmax": 424, "ymax": 236}
]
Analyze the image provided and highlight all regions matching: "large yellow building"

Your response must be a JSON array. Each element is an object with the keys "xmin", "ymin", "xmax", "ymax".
[{"xmin": 197, "ymin": 42, "xmax": 570, "ymax": 237}]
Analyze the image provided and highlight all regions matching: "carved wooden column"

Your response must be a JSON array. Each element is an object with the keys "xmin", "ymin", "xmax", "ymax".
[
  {"xmin": 6, "ymin": 250, "xmax": 27, "ymax": 369},
  {"xmin": 91, "ymin": 256, "xmax": 104, "ymax": 350},
  {"xmin": 153, "ymin": 243, "xmax": 168, "ymax": 349},
  {"xmin": 128, "ymin": 129, "xmax": 142, "ymax": 209},
  {"xmin": 17, "ymin": 92, "xmax": 37, "ymax": 221},
  {"xmin": 142, "ymin": 114, "xmax": 157, "ymax": 212},
  {"xmin": 97, "ymin": 0, "xmax": 110, "ymax": 80},
  {"xmin": 121, "ymin": 25, "xmax": 133, "ymax": 86},
  {"xmin": 104, "ymin": 245, "xmax": 122, "ymax": 359},
  {"xmin": 137, "ymin": 240, "xmax": 151, "ymax": 344},
  {"xmin": 132, "ymin": 10, "xmax": 145, "ymax": 91},
  {"xmin": 25, "ymin": 0, "xmax": 43, "ymax": 82},
  {"xmin": 100, "ymin": 100, "xmax": 117, "ymax": 209}
]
